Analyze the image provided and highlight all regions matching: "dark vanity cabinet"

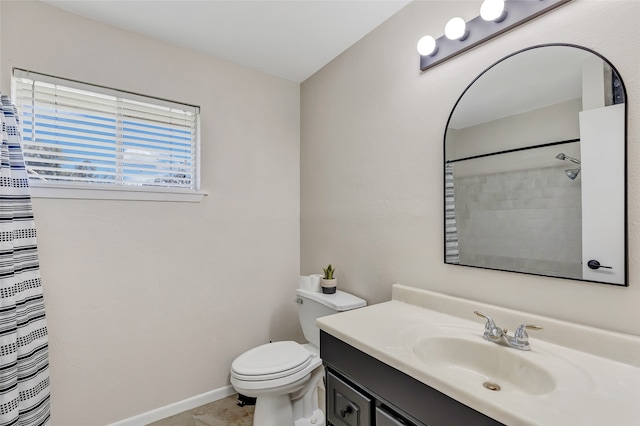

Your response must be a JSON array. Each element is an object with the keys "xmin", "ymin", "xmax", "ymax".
[{"xmin": 321, "ymin": 331, "xmax": 504, "ymax": 426}]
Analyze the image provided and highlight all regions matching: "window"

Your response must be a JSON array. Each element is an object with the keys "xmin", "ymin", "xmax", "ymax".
[{"xmin": 12, "ymin": 69, "xmax": 203, "ymax": 201}]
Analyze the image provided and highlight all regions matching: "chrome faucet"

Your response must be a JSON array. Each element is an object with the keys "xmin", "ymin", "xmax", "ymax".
[{"xmin": 474, "ymin": 311, "xmax": 543, "ymax": 351}]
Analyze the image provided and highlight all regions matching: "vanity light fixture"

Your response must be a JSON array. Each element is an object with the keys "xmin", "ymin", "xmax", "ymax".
[
  {"xmin": 418, "ymin": 0, "xmax": 572, "ymax": 72},
  {"xmin": 444, "ymin": 17, "xmax": 469, "ymax": 41},
  {"xmin": 480, "ymin": 0, "xmax": 507, "ymax": 23},
  {"xmin": 417, "ymin": 35, "xmax": 438, "ymax": 56}
]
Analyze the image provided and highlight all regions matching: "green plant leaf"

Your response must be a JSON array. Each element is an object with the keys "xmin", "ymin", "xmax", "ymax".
[{"xmin": 323, "ymin": 264, "xmax": 336, "ymax": 279}]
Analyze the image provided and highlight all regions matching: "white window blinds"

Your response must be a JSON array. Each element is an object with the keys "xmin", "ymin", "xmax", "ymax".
[{"xmin": 12, "ymin": 69, "xmax": 200, "ymax": 192}]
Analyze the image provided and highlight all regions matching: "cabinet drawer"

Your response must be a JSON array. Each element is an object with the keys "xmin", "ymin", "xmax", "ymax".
[
  {"xmin": 327, "ymin": 370, "xmax": 373, "ymax": 426},
  {"xmin": 376, "ymin": 406, "xmax": 419, "ymax": 426}
]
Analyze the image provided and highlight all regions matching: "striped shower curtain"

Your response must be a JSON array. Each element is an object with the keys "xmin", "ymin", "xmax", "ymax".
[
  {"xmin": 0, "ymin": 95, "xmax": 50, "ymax": 426},
  {"xmin": 444, "ymin": 163, "xmax": 460, "ymax": 264}
]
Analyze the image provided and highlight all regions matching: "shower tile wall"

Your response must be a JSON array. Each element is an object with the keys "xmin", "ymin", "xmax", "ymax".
[{"xmin": 455, "ymin": 166, "xmax": 582, "ymax": 279}]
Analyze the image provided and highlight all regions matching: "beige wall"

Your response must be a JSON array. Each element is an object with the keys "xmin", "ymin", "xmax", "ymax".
[
  {"xmin": 2, "ymin": 0, "xmax": 639, "ymax": 424},
  {"xmin": 301, "ymin": 0, "xmax": 640, "ymax": 334},
  {"xmin": 1, "ymin": 2, "xmax": 300, "ymax": 425}
]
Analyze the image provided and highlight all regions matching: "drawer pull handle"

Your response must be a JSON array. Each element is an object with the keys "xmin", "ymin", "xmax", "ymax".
[{"xmin": 340, "ymin": 406, "xmax": 353, "ymax": 418}]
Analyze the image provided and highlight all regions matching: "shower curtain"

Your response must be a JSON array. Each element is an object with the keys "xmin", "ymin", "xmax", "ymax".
[
  {"xmin": 0, "ymin": 95, "xmax": 51, "ymax": 425},
  {"xmin": 444, "ymin": 163, "xmax": 460, "ymax": 264}
]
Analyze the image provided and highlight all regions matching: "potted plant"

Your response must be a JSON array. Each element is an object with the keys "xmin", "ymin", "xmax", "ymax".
[{"xmin": 321, "ymin": 264, "xmax": 337, "ymax": 294}]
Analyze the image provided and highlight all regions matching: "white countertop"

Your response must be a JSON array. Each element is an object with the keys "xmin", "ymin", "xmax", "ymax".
[{"xmin": 316, "ymin": 284, "xmax": 640, "ymax": 426}]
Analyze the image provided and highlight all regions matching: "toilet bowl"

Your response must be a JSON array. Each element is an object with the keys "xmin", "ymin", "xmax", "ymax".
[
  {"xmin": 231, "ymin": 341, "xmax": 324, "ymax": 426},
  {"xmin": 230, "ymin": 288, "xmax": 366, "ymax": 426}
]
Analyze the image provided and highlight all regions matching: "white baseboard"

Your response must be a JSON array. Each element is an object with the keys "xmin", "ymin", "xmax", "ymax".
[{"xmin": 108, "ymin": 385, "xmax": 237, "ymax": 426}]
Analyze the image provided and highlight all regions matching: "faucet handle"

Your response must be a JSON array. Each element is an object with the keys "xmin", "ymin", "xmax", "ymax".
[
  {"xmin": 473, "ymin": 311, "xmax": 500, "ymax": 327},
  {"xmin": 514, "ymin": 324, "xmax": 543, "ymax": 345},
  {"xmin": 523, "ymin": 324, "xmax": 543, "ymax": 331},
  {"xmin": 473, "ymin": 311, "xmax": 494, "ymax": 327},
  {"xmin": 473, "ymin": 311, "xmax": 488, "ymax": 319},
  {"xmin": 515, "ymin": 324, "xmax": 543, "ymax": 333},
  {"xmin": 474, "ymin": 311, "xmax": 505, "ymax": 340}
]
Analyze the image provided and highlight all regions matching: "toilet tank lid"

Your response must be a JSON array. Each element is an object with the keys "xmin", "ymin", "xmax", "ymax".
[{"xmin": 296, "ymin": 288, "xmax": 366, "ymax": 311}]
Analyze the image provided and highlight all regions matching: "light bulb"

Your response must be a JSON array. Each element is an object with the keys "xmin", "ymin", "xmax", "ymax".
[
  {"xmin": 444, "ymin": 17, "xmax": 468, "ymax": 41},
  {"xmin": 480, "ymin": 0, "xmax": 507, "ymax": 22},
  {"xmin": 417, "ymin": 35, "xmax": 438, "ymax": 56}
]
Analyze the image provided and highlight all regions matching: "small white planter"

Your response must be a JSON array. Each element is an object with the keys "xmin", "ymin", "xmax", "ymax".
[{"xmin": 321, "ymin": 278, "xmax": 337, "ymax": 294}]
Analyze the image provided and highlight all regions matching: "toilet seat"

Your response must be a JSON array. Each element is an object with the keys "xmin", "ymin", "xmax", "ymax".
[
  {"xmin": 231, "ymin": 341, "xmax": 314, "ymax": 381},
  {"xmin": 229, "ymin": 289, "xmax": 364, "ymax": 426}
]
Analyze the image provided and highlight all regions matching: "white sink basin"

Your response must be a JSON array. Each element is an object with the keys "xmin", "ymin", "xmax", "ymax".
[
  {"xmin": 411, "ymin": 336, "xmax": 556, "ymax": 395},
  {"xmin": 317, "ymin": 285, "xmax": 640, "ymax": 426}
]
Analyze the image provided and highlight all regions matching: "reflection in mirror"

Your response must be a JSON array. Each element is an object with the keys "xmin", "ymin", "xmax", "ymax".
[{"xmin": 444, "ymin": 44, "xmax": 627, "ymax": 286}]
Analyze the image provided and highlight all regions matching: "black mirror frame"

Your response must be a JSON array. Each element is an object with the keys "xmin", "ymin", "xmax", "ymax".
[{"xmin": 442, "ymin": 43, "xmax": 629, "ymax": 286}]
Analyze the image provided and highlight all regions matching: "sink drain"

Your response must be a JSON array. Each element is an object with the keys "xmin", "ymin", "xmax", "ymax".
[{"xmin": 482, "ymin": 382, "xmax": 501, "ymax": 391}]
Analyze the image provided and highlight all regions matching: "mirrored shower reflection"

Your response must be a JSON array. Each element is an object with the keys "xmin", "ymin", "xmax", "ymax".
[{"xmin": 450, "ymin": 147, "xmax": 582, "ymax": 279}]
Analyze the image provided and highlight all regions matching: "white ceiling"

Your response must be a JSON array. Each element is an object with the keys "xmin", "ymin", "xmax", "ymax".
[{"xmin": 42, "ymin": 0, "xmax": 412, "ymax": 83}]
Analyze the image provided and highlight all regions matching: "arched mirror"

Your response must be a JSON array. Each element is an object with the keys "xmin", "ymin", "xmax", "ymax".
[{"xmin": 444, "ymin": 44, "xmax": 627, "ymax": 286}]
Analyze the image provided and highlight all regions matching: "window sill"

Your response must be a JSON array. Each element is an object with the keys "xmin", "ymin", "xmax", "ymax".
[{"xmin": 28, "ymin": 181, "xmax": 208, "ymax": 203}]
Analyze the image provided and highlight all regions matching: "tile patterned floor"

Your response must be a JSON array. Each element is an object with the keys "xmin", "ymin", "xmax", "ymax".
[
  {"xmin": 147, "ymin": 387, "xmax": 324, "ymax": 426},
  {"xmin": 147, "ymin": 395, "xmax": 254, "ymax": 426}
]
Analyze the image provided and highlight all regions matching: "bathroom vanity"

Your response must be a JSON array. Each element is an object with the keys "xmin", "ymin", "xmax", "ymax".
[
  {"xmin": 322, "ymin": 331, "xmax": 501, "ymax": 426},
  {"xmin": 317, "ymin": 285, "xmax": 640, "ymax": 426}
]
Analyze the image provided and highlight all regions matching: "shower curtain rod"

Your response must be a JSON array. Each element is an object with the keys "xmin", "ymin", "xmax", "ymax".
[{"xmin": 446, "ymin": 138, "xmax": 580, "ymax": 164}]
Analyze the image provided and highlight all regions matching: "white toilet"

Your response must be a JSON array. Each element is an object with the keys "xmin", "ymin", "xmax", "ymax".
[{"xmin": 230, "ymin": 288, "xmax": 366, "ymax": 426}]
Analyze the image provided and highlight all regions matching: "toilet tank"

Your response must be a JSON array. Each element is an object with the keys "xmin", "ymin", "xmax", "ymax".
[{"xmin": 296, "ymin": 289, "xmax": 366, "ymax": 348}]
